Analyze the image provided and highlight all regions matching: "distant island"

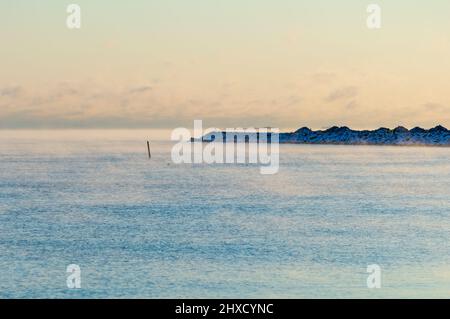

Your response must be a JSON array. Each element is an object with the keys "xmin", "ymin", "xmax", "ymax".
[{"xmin": 197, "ymin": 125, "xmax": 450, "ymax": 146}]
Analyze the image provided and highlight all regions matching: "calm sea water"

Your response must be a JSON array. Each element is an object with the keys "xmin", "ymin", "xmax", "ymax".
[{"xmin": 0, "ymin": 130, "xmax": 449, "ymax": 298}]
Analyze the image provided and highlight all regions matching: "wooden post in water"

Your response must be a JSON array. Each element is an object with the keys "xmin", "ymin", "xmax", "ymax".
[{"xmin": 147, "ymin": 141, "xmax": 151, "ymax": 159}]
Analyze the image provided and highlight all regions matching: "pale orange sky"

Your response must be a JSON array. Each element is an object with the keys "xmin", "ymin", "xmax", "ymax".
[{"xmin": 1, "ymin": 0, "xmax": 450, "ymax": 130}]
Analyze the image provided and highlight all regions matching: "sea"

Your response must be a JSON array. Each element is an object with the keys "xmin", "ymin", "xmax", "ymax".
[{"xmin": 0, "ymin": 130, "xmax": 449, "ymax": 298}]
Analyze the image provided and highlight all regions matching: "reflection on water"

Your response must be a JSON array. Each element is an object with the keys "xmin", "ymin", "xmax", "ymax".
[{"xmin": 0, "ymin": 130, "xmax": 450, "ymax": 298}]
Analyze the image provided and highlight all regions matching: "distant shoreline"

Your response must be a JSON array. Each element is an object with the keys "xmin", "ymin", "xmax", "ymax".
[{"xmin": 196, "ymin": 125, "xmax": 450, "ymax": 147}]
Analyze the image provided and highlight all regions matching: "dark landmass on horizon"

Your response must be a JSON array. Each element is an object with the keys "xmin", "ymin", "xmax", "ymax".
[{"xmin": 197, "ymin": 125, "xmax": 450, "ymax": 146}]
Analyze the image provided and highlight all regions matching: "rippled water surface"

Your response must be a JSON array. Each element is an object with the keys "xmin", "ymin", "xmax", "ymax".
[{"xmin": 1, "ymin": 130, "xmax": 450, "ymax": 298}]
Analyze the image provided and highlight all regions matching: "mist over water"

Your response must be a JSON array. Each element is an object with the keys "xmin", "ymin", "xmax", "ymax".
[{"xmin": 1, "ymin": 130, "xmax": 450, "ymax": 298}]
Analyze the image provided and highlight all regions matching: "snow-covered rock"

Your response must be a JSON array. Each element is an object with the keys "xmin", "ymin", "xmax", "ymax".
[{"xmin": 197, "ymin": 126, "xmax": 450, "ymax": 146}]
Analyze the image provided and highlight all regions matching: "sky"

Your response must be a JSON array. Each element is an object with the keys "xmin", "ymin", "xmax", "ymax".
[{"xmin": 1, "ymin": 0, "xmax": 450, "ymax": 130}]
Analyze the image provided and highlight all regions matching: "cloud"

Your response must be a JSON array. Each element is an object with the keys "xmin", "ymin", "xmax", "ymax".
[
  {"xmin": 127, "ymin": 86, "xmax": 152, "ymax": 95},
  {"xmin": 345, "ymin": 100, "xmax": 358, "ymax": 109},
  {"xmin": 0, "ymin": 86, "xmax": 21, "ymax": 98},
  {"xmin": 311, "ymin": 72, "xmax": 336, "ymax": 82},
  {"xmin": 325, "ymin": 86, "xmax": 358, "ymax": 102},
  {"xmin": 423, "ymin": 102, "xmax": 448, "ymax": 111}
]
